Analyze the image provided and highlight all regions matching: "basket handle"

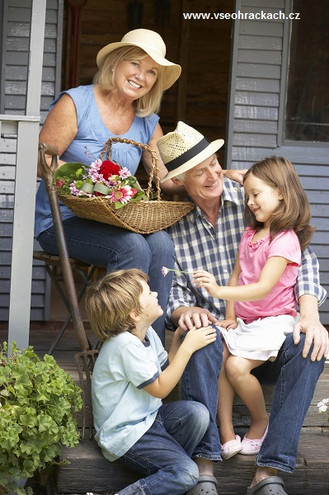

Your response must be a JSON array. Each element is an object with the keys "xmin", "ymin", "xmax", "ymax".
[{"xmin": 99, "ymin": 137, "xmax": 161, "ymax": 201}]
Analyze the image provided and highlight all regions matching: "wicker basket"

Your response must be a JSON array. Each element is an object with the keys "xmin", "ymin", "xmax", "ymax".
[{"xmin": 58, "ymin": 137, "xmax": 194, "ymax": 234}]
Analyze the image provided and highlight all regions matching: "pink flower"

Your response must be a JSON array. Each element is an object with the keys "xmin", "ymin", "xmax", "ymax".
[
  {"xmin": 161, "ymin": 266, "xmax": 169, "ymax": 276},
  {"xmin": 161, "ymin": 266, "xmax": 196, "ymax": 277},
  {"xmin": 110, "ymin": 186, "xmax": 135, "ymax": 204},
  {"xmin": 119, "ymin": 167, "xmax": 132, "ymax": 179}
]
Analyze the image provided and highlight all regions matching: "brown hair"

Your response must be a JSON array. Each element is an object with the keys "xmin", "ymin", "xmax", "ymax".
[
  {"xmin": 85, "ymin": 268, "xmax": 148, "ymax": 342},
  {"xmin": 243, "ymin": 156, "xmax": 315, "ymax": 251},
  {"xmin": 93, "ymin": 46, "xmax": 164, "ymax": 117}
]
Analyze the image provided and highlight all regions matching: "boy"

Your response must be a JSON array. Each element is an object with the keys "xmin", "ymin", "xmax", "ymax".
[{"xmin": 85, "ymin": 268, "xmax": 218, "ymax": 495}]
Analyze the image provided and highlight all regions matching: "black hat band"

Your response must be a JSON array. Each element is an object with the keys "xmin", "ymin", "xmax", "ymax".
[{"xmin": 165, "ymin": 137, "xmax": 211, "ymax": 172}]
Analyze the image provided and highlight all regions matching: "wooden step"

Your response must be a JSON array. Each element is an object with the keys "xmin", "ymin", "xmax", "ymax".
[
  {"xmin": 54, "ymin": 365, "xmax": 329, "ymax": 495},
  {"xmin": 54, "ymin": 428, "xmax": 329, "ymax": 494}
]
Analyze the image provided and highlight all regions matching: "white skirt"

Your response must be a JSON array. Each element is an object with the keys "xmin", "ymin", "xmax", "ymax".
[{"xmin": 220, "ymin": 314, "xmax": 299, "ymax": 361}]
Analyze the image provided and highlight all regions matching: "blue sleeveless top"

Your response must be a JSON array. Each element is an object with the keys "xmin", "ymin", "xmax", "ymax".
[{"xmin": 35, "ymin": 84, "xmax": 159, "ymax": 237}]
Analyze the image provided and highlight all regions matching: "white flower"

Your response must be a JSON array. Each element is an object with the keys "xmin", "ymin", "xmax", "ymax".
[{"xmin": 317, "ymin": 398, "xmax": 329, "ymax": 415}]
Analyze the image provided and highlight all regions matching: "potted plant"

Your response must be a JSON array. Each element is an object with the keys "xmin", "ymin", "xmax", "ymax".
[{"xmin": 0, "ymin": 342, "xmax": 83, "ymax": 494}]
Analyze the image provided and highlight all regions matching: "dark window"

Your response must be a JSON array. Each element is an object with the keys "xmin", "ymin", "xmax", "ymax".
[{"xmin": 285, "ymin": 0, "xmax": 329, "ymax": 142}]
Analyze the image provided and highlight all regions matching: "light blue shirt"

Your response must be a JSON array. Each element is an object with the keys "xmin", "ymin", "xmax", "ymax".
[
  {"xmin": 92, "ymin": 327, "xmax": 168, "ymax": 461},
  {"xmin": 35, "ymin": 84, "xmax": 159, "ymax": 237}
]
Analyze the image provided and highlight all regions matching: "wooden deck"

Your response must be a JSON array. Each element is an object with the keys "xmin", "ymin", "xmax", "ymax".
[{"xmin": 1, "ymin": 322, "xmax": 329, "ymax": 495}]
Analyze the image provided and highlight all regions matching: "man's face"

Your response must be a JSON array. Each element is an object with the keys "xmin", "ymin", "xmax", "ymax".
[{"xmin": 178, "ymin": 154, "xmax": 224, "ymax": 203}]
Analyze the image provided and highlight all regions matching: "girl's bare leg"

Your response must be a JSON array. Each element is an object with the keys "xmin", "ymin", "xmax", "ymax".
[
  {"xmin": 217, "ymin": 343, "xmax": 236, "ymax": 444},
  {"xmin": 226, "ymin": 355, "xmax": 269, "ymax": 439}
]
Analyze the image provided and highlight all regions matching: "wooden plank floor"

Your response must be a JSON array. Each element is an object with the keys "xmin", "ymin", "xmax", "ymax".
[{"xmin": 1, "ymin": 322, "xmax": 329, "ymax": 494}]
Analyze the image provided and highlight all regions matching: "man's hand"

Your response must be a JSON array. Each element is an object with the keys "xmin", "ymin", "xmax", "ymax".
[
  {"xmin": 177, "ymin": 307, "xmax": 218, "ymax": 332},
  {"xmin": 296, "ymin": 294, "xmax": 329, "ymax": 361},
  {"xmin": 293, "ymin": 316, "xmax": 329, "ymax": 361}
]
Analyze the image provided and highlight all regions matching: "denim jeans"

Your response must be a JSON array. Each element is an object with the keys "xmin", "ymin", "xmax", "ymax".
[
  {"xmin": 254, "ymin": 332, "xmax": 325, "ymax": 472},
  {"xmin": 37, "ymin": 217, "xmax": 175, "ymax": 343},
  {"xmin": 179, "ymin": 329, "xmax": 325, "ymax": 471},
  {"xmin": 117, "ymin": 401, "xmax": 210, "ymax": 495},
  {"xmin": 181, "ymin": 327, "xmax": 223, "ymax": 461}
]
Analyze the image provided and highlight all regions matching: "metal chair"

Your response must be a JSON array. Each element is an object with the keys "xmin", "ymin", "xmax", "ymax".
[
  {"xmin": 33, "ymin": 250, "xmax": 98, "ymax": 354},
  {"xmin": 37, "ymin": 143, "xmax": 97, "ymax": 353}
]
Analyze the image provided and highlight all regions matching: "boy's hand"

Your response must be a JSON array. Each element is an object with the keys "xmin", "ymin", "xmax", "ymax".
[
  {"xmin": 219, "ymin": 318, "xmax": 237, "ymax": 330},
  {"xmin": 182, "ymin": 325, "xmax": 217, "ymax": 354},
  {"xmin": 193, "ymin": 270, "xmax": 220, "ymax": 298}
]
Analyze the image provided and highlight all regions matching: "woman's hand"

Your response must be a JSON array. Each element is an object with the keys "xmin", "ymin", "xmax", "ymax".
[{"xmin": 223, "ymin": 169, "xmax": 248, "ymax": 185}]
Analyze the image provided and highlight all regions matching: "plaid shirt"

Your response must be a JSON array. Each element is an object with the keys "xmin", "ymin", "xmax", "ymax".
[{"xmin": 166, "ymin": 178, "xmax": 327, "ymax": 327}]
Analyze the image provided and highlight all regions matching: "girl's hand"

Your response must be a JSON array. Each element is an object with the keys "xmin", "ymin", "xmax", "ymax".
[
  {"xmin": 182, "ymin": 326, "xmax": 217, "ymax": 354},
  {"xmin": 193, "ymin": 270, "xmax": 220, "ymax": 298},
  {"xmin": 219, "ymin": 318, "xmax": 237, "ymax": 330}
]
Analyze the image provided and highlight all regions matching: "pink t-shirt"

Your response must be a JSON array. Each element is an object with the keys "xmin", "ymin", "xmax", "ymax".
[{"xmin": 235, "ymin": 228, "xmax": 301, "ymax": 324}]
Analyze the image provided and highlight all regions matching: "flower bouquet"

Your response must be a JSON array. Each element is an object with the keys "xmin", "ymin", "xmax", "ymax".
[
  {"xmin": 53, "ymin": 137, "xmax": 194, "ymax": 234},
  {"xmin": 54, "ymin": 158, "xmax": 146, "ymax": 210}
]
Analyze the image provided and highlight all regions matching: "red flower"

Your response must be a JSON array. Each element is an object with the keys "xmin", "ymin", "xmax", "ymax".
[
  {"xmin": 55, "ymin": 178, "xmax": 65, "ymax": 188},
  {"xmin": 99, "ymin": 160, "xmax": 120, "ymax": 180}
]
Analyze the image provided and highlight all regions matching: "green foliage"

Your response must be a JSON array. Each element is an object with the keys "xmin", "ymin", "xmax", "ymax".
[
  {"xmin": 53, "ymin": 162, "xmax": 87, "ymax": 195},
  {"xmin": 0, "ymin": 342, "xmax": 83, "ymax": 495}
]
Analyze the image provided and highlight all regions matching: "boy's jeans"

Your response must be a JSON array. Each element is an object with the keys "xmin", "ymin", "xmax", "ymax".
[{"xmin": 117, "ymin": 400, "xmax": 210, "ymax": 495}]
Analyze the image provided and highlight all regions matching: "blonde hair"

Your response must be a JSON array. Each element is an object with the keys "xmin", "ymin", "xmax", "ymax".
[
  {"xmin": 85, "ymin": 269, "xmax": 148, "ymax": 342},
  {"xmin": 243, "ymin": 156, "xmax": 315, "ymax": 251},
  {"xmin": 93, "ymin": 46, "xmax": 164, "ymax": 117}
]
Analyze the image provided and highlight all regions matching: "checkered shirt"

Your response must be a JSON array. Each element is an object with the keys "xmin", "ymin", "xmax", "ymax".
[{"xmin": 166, "ymin": 178, "xmax": 327, "ymax": 328}]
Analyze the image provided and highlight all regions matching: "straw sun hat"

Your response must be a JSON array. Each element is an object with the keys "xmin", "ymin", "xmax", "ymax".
[
  {"xmin": 96, "ymin": 29, "xmax": 181, "ymax": 90},
  {"xmin": 158, "ymin": 121, "xmax": 225, "ymax": 182}
]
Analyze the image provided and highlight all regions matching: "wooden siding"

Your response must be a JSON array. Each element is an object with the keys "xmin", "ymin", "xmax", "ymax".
[
  {"xmin": 0, "ymin": 0, "xmax": 63, "ymax": 321},
  {"xmin": 227, "ymin": 0, "xmax": 329, "ymax": 323}
]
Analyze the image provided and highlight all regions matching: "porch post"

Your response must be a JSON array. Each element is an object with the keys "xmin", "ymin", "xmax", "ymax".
[{"xmin": 7, "ymin": 0, "xmax": 46, "ymax": 350}]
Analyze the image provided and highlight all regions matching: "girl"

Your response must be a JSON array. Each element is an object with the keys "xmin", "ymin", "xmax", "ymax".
[{"xmin": 193, "ymin": 156, "xmax": 315, "ymax": 460}]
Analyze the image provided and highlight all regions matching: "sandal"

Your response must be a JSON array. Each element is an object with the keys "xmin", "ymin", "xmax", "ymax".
[
  {"xmin": 246, "ymin": 476, "xmax": 288, "ymax": 494},
  {"xmin": 186, "ymin": 474, "xmax": 218, "ymax": 495}
]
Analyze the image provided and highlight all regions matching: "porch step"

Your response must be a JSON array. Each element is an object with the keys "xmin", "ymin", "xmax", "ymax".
[
  {"xmin": 54, "ymin": 365, "xmax": 329, "ymax": 495},
  {"xmin": 54, "ymin": 428, "xmax": 329, "ymax": 495}
]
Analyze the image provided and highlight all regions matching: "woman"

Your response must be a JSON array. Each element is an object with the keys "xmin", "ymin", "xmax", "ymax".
[{"xmin": 35, "ymin": 29, "xmax": 182, "ymax": 343}]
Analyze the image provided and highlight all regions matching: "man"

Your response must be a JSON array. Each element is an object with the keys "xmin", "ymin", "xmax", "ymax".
[{"xmin": 157, "ymin": 121, "xmax": 329, "ymax": 495}]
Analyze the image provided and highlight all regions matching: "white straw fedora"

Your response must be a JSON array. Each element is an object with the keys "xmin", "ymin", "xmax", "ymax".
[
  {"xmin": 158, "ymin": 121, "xmax": 225, "ymax": 182},
  {"xmin": 96, "ymin": 29, "xmax": 181, "ymax": 90}
]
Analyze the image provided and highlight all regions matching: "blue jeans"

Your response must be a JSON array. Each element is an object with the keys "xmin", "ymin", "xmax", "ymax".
[
  {"xmin": 180, "ymin": 330, "xmax": 325, "ymax": 471},
  {"xmin": 181, "ymin": 327, "xmax": 223, "ymax": 461},
  {"xmin": 117, "ymin": 401, "xmax": 210, "ymax": 495},
  {"xmin": 37, "ymin": 217, "xmax": 175, "ymax": 344},
  {"xmin": 254, "ymin": 332, "xmax": 325, "ymax": 472}
]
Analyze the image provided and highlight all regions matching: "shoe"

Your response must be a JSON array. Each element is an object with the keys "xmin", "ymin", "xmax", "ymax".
[
  {"xmin": 246, "ymin": 475, "xmax": 288, "ymax": 494},
  {"xmin": 240, "ymin": 423, "xmax": 269, "ymax": 455},
  {"xmin": 186, "ymin": 474, "xmax": 218, "ymax": 495},
  {"xmin": 221, "ymin": 434, "xmax": 242, "ymax": 460}
]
